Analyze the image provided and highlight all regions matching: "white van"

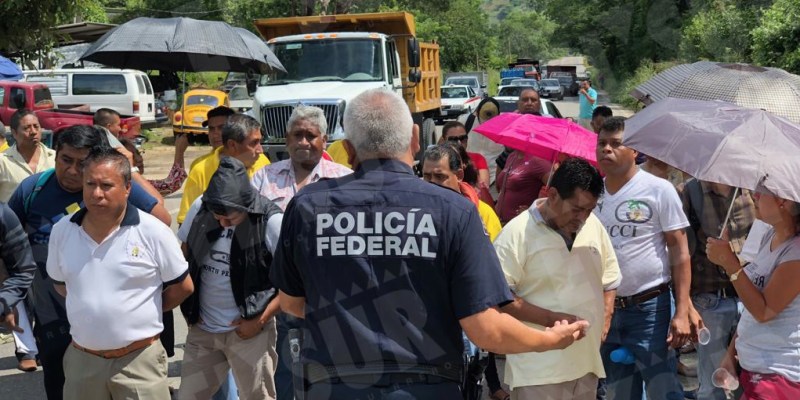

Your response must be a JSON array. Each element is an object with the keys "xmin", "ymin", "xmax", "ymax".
[{"xmin": 22, "ymin": 69, "xmax": 157, "ymax": 126}]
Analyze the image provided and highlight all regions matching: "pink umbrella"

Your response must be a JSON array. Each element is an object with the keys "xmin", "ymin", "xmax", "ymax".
[{"xmin": 473, "ymin": 113, "xmax": 598, "ymax": 164}]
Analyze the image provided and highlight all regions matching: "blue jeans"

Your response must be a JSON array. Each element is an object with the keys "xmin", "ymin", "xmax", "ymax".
[
  {"xmin": 211, "ymin": 370, "xmax": 238, "ymax": 400},
  {"xmin": 275, "ymin": 313, "xmax": 303, "ymax": 400},
  {"xmin": 692, "ymin": 293, "xmax": 741, "ymax": 400},
  {"xmin": 600, "ymin": 291, "xmax": 684, "ymax": 400}
]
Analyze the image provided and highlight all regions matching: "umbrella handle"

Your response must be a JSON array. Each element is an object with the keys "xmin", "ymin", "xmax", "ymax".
[{"xmin": 719, "ymin": 187, "xmax": 740, "ymax": 240}]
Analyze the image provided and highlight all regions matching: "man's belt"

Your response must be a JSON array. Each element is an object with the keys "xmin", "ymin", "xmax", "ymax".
[
  {"xmin": 71, "ymin": 334, "xmax": 159, "ymax": 359},
  {"xmin": 615, "ymin": 283, "xmax": 671, "ymax": 309}
]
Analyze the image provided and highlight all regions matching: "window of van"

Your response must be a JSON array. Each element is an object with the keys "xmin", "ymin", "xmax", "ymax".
[
  {"xmin": 135, "ymin": 75, "xmax": 146, "ymax": 94},
  {"xmin": 26, "ymin": 74, "xmax": 68, "ymax": 96},
  {"xmin": 73, "ymin": 74, "xmax": 127, "ymax": 95},
  {"xmin": 141, "ymin": 75, "xmax": 153, "ymax": 95}
]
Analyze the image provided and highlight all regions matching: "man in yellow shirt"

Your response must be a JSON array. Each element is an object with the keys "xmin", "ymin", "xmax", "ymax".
[
  {"xmin": 190, "ymin": 106, "xmax": 235, "ymax": 171},
  {"xmin": 421, "ymin": 144, "xmax": 501, "ymax": 241},
  {"xmin": 494, "ymin": 158, "xmax": 621, "ymax": 399},
  {"xmin": 178, "ymin": 114, "xmax": 270, "ymax": 224}
]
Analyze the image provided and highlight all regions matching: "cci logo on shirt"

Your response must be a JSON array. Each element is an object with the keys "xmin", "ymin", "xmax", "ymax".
[{"xmin": 315, "ymin": 207, "xmax": 439, "ymax": 259}]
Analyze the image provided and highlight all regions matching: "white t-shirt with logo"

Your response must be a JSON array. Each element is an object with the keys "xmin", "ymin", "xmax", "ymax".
[
  {"xmin": 736, "ymin": 228, "xmax": 800, "ymax": 382},
  {"xmin": 593, "ymin": 170, "xmax": 690, "ymax": 297},
  {"xmin": 178, "ymin": 197, "xmax": 282, "ymax": 333}
]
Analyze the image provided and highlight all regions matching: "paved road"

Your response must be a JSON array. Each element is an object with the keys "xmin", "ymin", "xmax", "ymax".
[{"xmin": 1, "ymin": 96, "xmax": 696, "ymax": 400}]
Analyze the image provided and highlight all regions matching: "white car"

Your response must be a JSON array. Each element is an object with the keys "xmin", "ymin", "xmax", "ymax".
[
  {"xmin": 494, "ymin": 85, "xmax": 564, "ymax": 118},
  {"xmin": 438, "ymin": 85, "xmax": 481, "ymax": 123},
  {"xmin": 228, "ymin": 85, "xmax": 253, "ymax": 113}
]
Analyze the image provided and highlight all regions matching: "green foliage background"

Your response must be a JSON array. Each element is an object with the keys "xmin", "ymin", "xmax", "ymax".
[{"xmin": 2, "ymin": 0, "xmax": 798, "ymax": 104}]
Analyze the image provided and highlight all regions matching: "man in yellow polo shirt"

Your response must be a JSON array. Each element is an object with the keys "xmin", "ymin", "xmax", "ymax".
[
  {"xmin": 494, "ymin": 157, "xmax": 620, "ymax": 400},
  {"xmin": 421, "ymin": 144, "xmax": 500, "ymax": 241},
  {"xmin": 178, "ymin": 114, "xmax": 270, "ymax": 224}
]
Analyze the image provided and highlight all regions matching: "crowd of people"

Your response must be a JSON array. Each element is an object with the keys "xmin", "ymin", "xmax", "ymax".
[{"xmin": 0, "ymin": 81, "xmax": 797, "ymax": 400}]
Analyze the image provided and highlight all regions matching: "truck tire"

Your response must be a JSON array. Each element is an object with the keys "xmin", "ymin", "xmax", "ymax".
[{"xmin": 421, "ymin": 117, "xmax": 436, "ymax": 149}]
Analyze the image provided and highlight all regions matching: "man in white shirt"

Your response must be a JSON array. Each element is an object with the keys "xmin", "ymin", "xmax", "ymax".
[
  {"xmin": 495, "ymin": 158, "xmax": 620, "ymax": 399},
  {"xmin": 593, "ymin": 117, "xmax": 696, "ymax": 400},
  {"xmin": 47, "ymin": 147, "xmax": 193, "ymax": 400}
]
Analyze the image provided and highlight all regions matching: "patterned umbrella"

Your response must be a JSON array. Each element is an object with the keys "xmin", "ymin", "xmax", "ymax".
[{"xmin": 630, "ymin": 61, "xmax": 800, "ymax": 124}]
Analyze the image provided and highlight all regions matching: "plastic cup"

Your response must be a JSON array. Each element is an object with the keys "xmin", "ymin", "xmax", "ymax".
[
  {"xmin": 698, "ymin": 327, "xmax": 711, "ymax": 345},
  {"xmin": 712, "ymin": 368, "xmax": 739, "ymax": 391}
]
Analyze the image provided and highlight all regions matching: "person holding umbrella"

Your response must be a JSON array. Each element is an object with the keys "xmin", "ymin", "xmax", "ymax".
[{"xmin": 707, "ymin": 191, "xmax": 800, "ymax": 399}]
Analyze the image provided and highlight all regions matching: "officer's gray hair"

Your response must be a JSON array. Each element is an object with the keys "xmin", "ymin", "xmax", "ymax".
[
  {"xmin": 287, "ymin": 105, "xmax": 327, "ymax": 136},
  {"xmin": 222, "ymin": 114, "xmax": 261, "ymax": 144},
  {"xmin": 343, "ymin": 88, "xmax": 412, "ymax": 160}
]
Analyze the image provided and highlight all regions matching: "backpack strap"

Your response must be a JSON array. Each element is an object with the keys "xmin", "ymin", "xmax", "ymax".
[{"xmin": 23, "ymin": 169, "xmax": 56, "ymax": 214}]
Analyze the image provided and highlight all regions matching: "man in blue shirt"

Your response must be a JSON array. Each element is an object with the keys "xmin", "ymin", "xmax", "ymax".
[
  {"xmin": 270, "ymin": 88, "xmax": 589, "ymax": 398},
  {"xmin": 8, "ymin": 125, "xmax": 168, "ymax": 400},
  {"xmin": 578, "ymin": 80, "xmax": 598, "ymax": 131}
]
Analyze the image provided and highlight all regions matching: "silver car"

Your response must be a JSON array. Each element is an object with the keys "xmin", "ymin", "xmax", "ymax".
[{"xmin": 539, "ymin": 79, "xmax": 564, "ymax": 101}]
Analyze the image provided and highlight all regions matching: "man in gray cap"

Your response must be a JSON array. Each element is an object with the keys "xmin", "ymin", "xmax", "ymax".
[{"xmin": 177, "ymin": 157, "xmax": 284, "ymax": 400}]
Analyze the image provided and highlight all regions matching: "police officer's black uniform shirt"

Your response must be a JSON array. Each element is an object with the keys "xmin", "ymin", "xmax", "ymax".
[{"xmin": 271, "ymin": 159, "xmax": 512, "ymax": 376}]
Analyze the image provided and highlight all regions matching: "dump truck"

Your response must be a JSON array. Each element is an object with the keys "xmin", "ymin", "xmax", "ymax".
[{"xmin": 252, "ymin": 12, "xmax": 442, "ymax": 161}]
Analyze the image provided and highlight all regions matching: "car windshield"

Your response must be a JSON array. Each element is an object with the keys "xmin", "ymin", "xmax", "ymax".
[
  {"xmin": 498, "ymin": 86, "xmax": 536, "ymax": 97},
  {"xmin": 442, "ymin": 87, "xmax": 469, "ymax": 99},
  {"xmin": 512, "ymin": 79, "xmax": 540, "ymax": 89},
  {"xmin": 186, "ymin": 95, "xmax": 220, "ymax": 107},
  {"xmin": 557, "ymin": 77, "xmax": 573, "ymax": 84},
  {"xmin": 446, "ymin": 78, "xmax": 478, "ymax": 88},
  {"xmin": 542, "ymin": 79, "xmax": 560, "ymax": 86},
  {"xmin": 263, "ymin": 39, "xmax": 384, "ymax": 85}
]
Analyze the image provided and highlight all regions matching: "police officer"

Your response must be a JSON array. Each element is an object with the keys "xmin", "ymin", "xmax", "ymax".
[{"xmin": 270, "ymin": 88, "xmax": 589, "ymax": 399}]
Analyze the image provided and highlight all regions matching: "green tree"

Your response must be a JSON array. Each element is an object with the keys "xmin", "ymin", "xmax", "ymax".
[
  {"xmin": 751, "ymin": 0, "xmax": 800, "ymax": 73},
  {"xmin": 0, "ymin": 0, "xmax": 106, "ymax": 59},
  {"xmin": 495, "ymin": 9, "xmax": 559, "ymax": 62},
  {"xmin": 413, "ymin": 0, "xmax": 496, "ymax": 71},
  {"xmin": 679, "ymin": 0, "xmax": 762, "ymax": 63}
]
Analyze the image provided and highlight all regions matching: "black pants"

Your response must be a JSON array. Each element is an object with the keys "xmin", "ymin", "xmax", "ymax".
[
  {"xmin": 485, "ymin": 353, "xmax": 503, "ymax": 394},
  {"xmin": 34, "ymin": 320, "xmax": 71, "ymax": 400},
  {"xmin": 161, "ymin": 310, "xmax": 175, "ymax": 357},
  {"xmin": 307, "ymin": 381, "xmax": 461, "ymax": 399}
]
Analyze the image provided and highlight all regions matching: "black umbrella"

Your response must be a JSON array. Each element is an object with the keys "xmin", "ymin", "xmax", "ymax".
[{"xmin": 80, "ymin": 17, "xmax": 284, "ymax": 73}]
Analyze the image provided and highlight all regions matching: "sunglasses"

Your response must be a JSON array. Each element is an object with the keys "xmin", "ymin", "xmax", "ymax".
[{"xmin": 446, "ymin": 134, "xmax": 469, "ymax": 142}]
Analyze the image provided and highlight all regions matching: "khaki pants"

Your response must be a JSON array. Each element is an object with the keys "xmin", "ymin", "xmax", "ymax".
[
  {"xmin": 512, "ymin": 373, "xmax": 599, "ymax": 400},
  {"xmin": 63, "ymin": 339, "xmax": 169, "ymax": 400},
  {"xmin": 178, "ymin": 320, "xmax": 278, "ymax": 400}
]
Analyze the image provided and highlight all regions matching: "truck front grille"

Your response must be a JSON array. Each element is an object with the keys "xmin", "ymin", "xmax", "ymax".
[{"xmin": 261, "ymin": 102, "xmax": 343, "ymax": 142}]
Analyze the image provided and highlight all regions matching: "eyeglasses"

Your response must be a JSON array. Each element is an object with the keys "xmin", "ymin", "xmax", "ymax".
[{"xmin": 446, "ymin": 134, "xmax": 469, "ymax": 142}]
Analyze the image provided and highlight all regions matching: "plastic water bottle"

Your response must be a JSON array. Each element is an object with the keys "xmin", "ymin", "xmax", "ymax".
[
  {"xmin": 697, "ymin": 327, "xmax": 711, "ymax": 345},
  {"xmin": 610, "ymin": 347, "xmax": 635, "ymax": 364}
]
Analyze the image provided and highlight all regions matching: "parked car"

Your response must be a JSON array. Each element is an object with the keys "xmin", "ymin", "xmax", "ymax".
[
  {"xmin": 172, "ymin": 89, "xmax": 228, "ymax": 142},
  {"xmin": 23, "ymin": 68, "xmax": 157, "ymax": 127},
  {"xmin": 511, "ymin": 79, "xmax": 541, "ymax": 90},
  {"xmin": 555, "ymin": 75, "xmax": 580, "ymax": 96},
  {"xmin": 0, "ymin": 80, "xmax": 141, "ymax": 143},
  {"xmin": 154, "ymin": 98, "xmax": 169, "ymax": 125},
  {"xmin": 228, "ymin": 85, "xmax": 253, "ymax": 113},
  {"xmin": 539, "ymin": 79, "xmax": 564, "ymax": 100},
  {"xmin": 438, "ymin": 85, "xmax": 481, "ymax": 123},
  {"xmin": 444, "ymin": 72, "xmax": 488, "ymax": 98},
  {"xmin": 494, "ymin": 85, "xmax": 563, "ymax": 118}
]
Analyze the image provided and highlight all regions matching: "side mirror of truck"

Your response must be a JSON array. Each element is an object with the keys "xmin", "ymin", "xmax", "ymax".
[
  {"xmin": 408, "ymin": 69, "xmax": 422, "ymax": 84},
  {"xmin": 407, "ymin": 38, "xmax": 421, "ymax": 68},
  {"xmin": 246, "ymin": 79, "xmax": 258, "ymax": 97}
]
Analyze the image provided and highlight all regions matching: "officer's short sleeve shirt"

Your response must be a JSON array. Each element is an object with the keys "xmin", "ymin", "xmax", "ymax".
[{"xmin": 270, "ymin": 159, "xmax": 512, "ymax": 371}]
